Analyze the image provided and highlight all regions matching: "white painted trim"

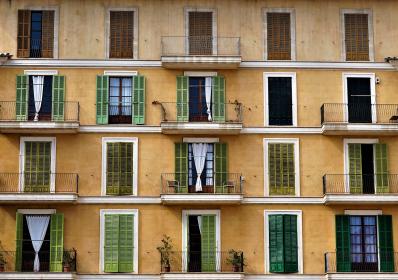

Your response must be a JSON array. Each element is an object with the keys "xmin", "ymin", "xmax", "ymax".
[
  {"xmin": 341, "ymin": 9, "xmax": 374, "ymax": 62},
  {"xmin": 246, "ymin": 276, "xmax": 322, "ymax": 280},
  {"xmin": 244, "ymin": 197, "xmax": 323, "ymax": 204},
  {"xmin": 17, "ymin": 208, "xmax": 56, "ymax": 214},
  {"xmin": 182, "ymin": 210, "xmax": 221, "ymax": 272},
  {"xmin": 78, "ymin": 196, "xmax": 160, "ymax": 204},
  {"xmin": 0, "ymin": 194, "xmax": 77, "ymax": 203},
  {"xmin": 105, "ymin": 7, "xmax": 139, "ymax": 59},
  {"xmin": 79, "ymin": 126, "xmax": 161, "ymax": 133},
  {"xmin": 161, "ymin": 274, "xmax": 245, "ymax": 280},
  {"xmin": 263, "ymin": 72, "xmax": 297, "ymax": 127},
  {"xmin": 183, "ymin": 71, "xmax": 218, "ymax": 77},
  {"xmin": 99, "ymin": 209, "xmax": 139, "ymax": 273},
  {"xmin": 344, "ymin": 210, "xmax": 382, "ymax": 216},
  {"xmin": 161, "ymin": 194, "xmax": 243, "ymax": 204},
  {"xmin": 264, "ymin": 210, "xmax": 303, "ymax": 274},
  {"xmin": 183, "ymin": 137, "xmax": 219, "ymax": 143},
  {"xmin": 263, "ymin": 8, "xmax": 296, "ymax": 61},
  {"xmin": 0, "ymin": 273, "xmax": 74, "ymax": 279},
  {"xmin": 324, "ymin": 194, "xmax": 398, "ymax": 205},
  {"xmin": 101, "ymin": 137, "xmax": 138, "ymax": 196},
  {"xmin": 19, "ymin": 137, "xmax": 56, "ymax": 193},
  {"xmin": 242, "ymin": 127, "xmax": 321, "ymax": 134},
  {"xmin": 24, "ymin": 70, "xmax": 58, "ymax": 76},
  {"xmin": 103, "ymin": 70, "xmax": 138, "ymax": 76},
  {"xmin": 326, "ymin": 273, "xmax": 398, "ymax": 279},
  {"xmin": 263, "ymin": 138, "xmax": 300, "ymax": 197}
]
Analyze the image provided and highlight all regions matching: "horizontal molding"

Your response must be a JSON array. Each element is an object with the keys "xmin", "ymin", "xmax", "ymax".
[
  {"xmin": 161, "ymin": 194, "xmax": 243, "ymax": 204},
  {"xmin": 78, "ymin": 275, "xmax": 159, "ymax": 280},
  {"xmin": 0, "ymin": 194, "xmax": 78, "ymax": 203},
  {"xmin": 79, "ymin": 126, "xmax": 161, "ymax": 133},
  {"xmin": 240, "ymin": 61, "xmax": 394, "ymax": 70},
  {"xmin": 0, "ymin": 273, "xmax": 75, "ymax": 279},
  {"xmin": 242, "ymin": 127, "xmax": 321, "ymax": 134},
  {"xmin": 324, "ymin": 194, "xmax": 398, "ymax": 204},
  {"xmin": 244, "ymin": 197, "xmax": 324, "ymax": 204},
  {"xmin": 326, "ymin": 273, "xmax": 398, "ymax": 280},
  {"xmin": 78, "ymin": 196, "xmax": 161, "ymax": 204},
  {"xmin": 161, "ymin": 274, "xmax": 245, "ymax": 280},
  {"xmin": 246, "ymin": 275, "xmax": 324, "ymax": 280}
]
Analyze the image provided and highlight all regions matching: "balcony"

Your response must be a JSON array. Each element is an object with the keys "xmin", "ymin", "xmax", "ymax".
[
  {"xmin": 161, "ymin": 36, "xmax": 241, "ymax": 69},
  {"xmin": 321, "ymin": 103, "xmax": 398, "ymax": 135},
  {"xmin": 153, "ymin": 101, "xmax": 243, "ymax": 134},
  {"xmin": 160, "ymin": 173, "xmax": 243, "ymax": 204},
  {"xmin": 0, "ymin": 101, "xmax": 79, "ymax": 133},
  {"xmin": 0, "ymin": 173, "xmax": 78, "ymax": 203},
  {"xmin": 323, "ymin": 174, "xmax": 398, "ymax": 204}
]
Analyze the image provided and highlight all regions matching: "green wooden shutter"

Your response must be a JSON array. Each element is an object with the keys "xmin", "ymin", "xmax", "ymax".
[
  {"xmin": 52, "ymin": 75, "xmax": 65, "ymax": 121},
  {"xmin": 375, "ymin": 144, "xmax": 389, "ymax": 193},
  {"xmin": 118, "ymin": 214, "xmax": 134, "ymax": 272},
  {"xmin": 16, "ymin": 75, "xmax": 28, "ymax": 121},
  {"xmin": 283, "ymin": 215, "xmax": 298, "ymax": 273},
  {"xmin": 104, "ymin": 214, "xmax": 119, "ymax": 272},
  {"xmin": 24, "ymin": 142, "xmax": 51, "ymax": 192},
  {"xmin": 50, "ymin": 213, "xmax": 64, "ymax": 272},
  {"xmin": 132, "ymin": 75, "xmax": 145, "ymax": 125},
  {"xmin": 96, "ymin": 75, "xmax": 109, "ymax": 124},
  {"xmin": 269, "ymin": 215, "xmax": 284, "ymax": 272},
  {"xmin": 106, "ymin": 142, "xmax": 133, "ymax": 195},
  {"xmin": 348, "ymin": 144, "xmax": 363, "ymax": 193},
  {"xmin": 177, "ymin": 76, "xmax": 189, "ymax": 122},
  {"xmin": 269, "ymin": 143, "xmax": 295, "ymax": 195},
  {"xmin": 175, "ymin": 143, "xmax": 188, "ymax": 193},
  {"xmin": 212, "ymin": 76, "xmax": 225, "ymax": 122},
  {"xmin": 215, "ymin": 143, "xmax": 228, "ymax": 193},
  {"xmin": 201, "ymin": 215, "xmax": 216, "ymax": 272},
  {"xmin": 15, "ymin": 213, "xmax": 23, "ymax": 272},
  {"xmin": 378, "ymin": 215, "xmax": 394, "ymax": 272},
  {"xmin": 335, "ymin": 215, "xmax": 351, "ymax": 272}
]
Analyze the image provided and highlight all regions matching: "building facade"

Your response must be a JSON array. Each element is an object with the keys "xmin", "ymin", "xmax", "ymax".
[{"xmin": 0, "ymin": 0, "xmax": 398, "ymax": 279}]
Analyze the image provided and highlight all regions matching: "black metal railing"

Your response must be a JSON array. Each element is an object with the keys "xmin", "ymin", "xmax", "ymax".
[
  {"xmin": 0, "ymin": 101, "xmax": 80, "ymax": 122},
  {"xmin": 0, "ymin": 249, "xmax": 76, "ymax": 272},
  {"xmin": 160, "ymin": 251, "xmax": 244, "ymax": 273},
  {"xmin": 161, "ymin": 173, "xmax": 243, "ymax": 194},
  {"xmin": 321, "ymin": 103, "xmax": 398, "ymax": 124},
  {"xmin": 161, "ymin": 36, "xmax": 241, "ymax": 56},
  {"xmin": 323, "ymin": 174, "xmax": 398, "ymax": 195},
  {"xmin": 0, "ymin": 173, "xmax": 79, "ymax": 194}
]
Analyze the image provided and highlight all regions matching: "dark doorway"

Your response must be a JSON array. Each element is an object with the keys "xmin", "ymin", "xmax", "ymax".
[
  {"xmin": 361, "ymin": 144, "xmax": 375, "ymax": 194},
  {"xmin": 188, "ymin": 216, "xmax": 202, "ymax": 272},
  {"xmin": 188, "ymin": 144, "xmax": 214, "ymax": 193},
  {"xmin": 30, "ymin": 11, "xmax": 43, "ymax": 58},
  {"xmin": 28, "ymin": 76, "xmax": 53, "ymax": 121},
  {"xmin": 268, "ymin": 77, "xmax": 293, "ymax": 125},
  {"xmin": 347, "ymin": 78, "xmax": 372, "ymax": 123},
  {"xmin": 109, "ymin": 77, "xmax": 132, "ymax": 124},
  {"xmin": 189, "ymin": 77, "xmax": 209, "ymax": 122}
]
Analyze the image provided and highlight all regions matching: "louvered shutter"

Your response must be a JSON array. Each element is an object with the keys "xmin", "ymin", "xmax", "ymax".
[
  {"xmin": 41, "ymin": 10, "xmax": 54, "ymax": 58},
  {"xmin": 348, "ymin": 144, "xmax": 363, "ymax": 193},
  {"xmin": 52, "ymin": 75, "xmax": 65, "ymax": 121},
  {"xmin": 177, "ymin": 76, "xmax": 189, "ymax": 122},
  {"xmin": 267, "ymin": 13, "xmax": 291, "ymax": 60},
  {"xmin": 104, "ymin": 214, "xmax": 119, "ymax": 272},
  {"xmin": 49, "ymin": 213, "xmax": 64, "ymax": 272},
  {"xmin": 118, "ymin": 214, "xmax": 134, "ymax": 272},
  {"xmin": 201, "ymin": 215, "xmax": 216, "ymax": 272},
  {"xmin": 109, "ymin": 11, "xmax": 134, "ymax": 58},
  {"xmin": 16, "ymin": 75, "xmax": 29, "ymax": 121},
  {"xmin": 378, "ymin": 215, "xmax": 394, "ymax": 272},
  {"xmin": 132, "ymin": 75, "xmax": 145, "ymax": 124},
  {"xmin": 215, "ymin": 143, "xmax": 228, "ymax": 193},
  {"xmin": 375, "ymin": 144, "xmax": 389, "ymax": 193},
  {"xmin": 24, "ymin": 142, "xmax": 51, "ymax": 192},
  {"xmin": 17, "ymin": 10, "xmax": 31, "ymax": 58},
  {"xmin": 336, "ymin": 215, "xmax": 351, "ymax": 272},
  {"xmin": 283, "ymin": 215, "xmax": 298, "ymax": 273},
  {"xmin": 15, "ymin": 213, "xmax": 23, "ymax": 272},
  {"xmin": 96, "ymin": 75, "xmax": 109, "ymax": 124},
  {"xmin": 106, "ymin": 142, "xmax": 133, "ymax": 195},
  {"xmin": 188, "ymin": 12, "xmax": 213, "ymax": 55},
  {"xmin": 269, "ymin": 215, "xmax": 284, "ymax": 272},
  {"xmin": 344, "ymin": 14, "xmax": 369, "ymax": 61},
  {"xmin": 212, "ymin": 76, "xmax": 225, "ymax": 122},
  {"xmin": 175, "ymin": 143, "xmax": 188, "ymax": 193},
  {"xmin": 269, "ymin": 143, "xmax": 295, "ymax": 195}
]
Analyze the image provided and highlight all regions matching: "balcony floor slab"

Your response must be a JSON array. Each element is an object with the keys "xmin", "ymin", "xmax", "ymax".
[
  {"xmin": 161, "ymin": 194, "xmax": 243, "ymax": 205},
  {"xmin": 0, "ymin": 193, "xmax": 78, "ymax": 203}
]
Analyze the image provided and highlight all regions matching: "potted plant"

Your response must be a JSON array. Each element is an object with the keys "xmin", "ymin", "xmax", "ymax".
[
  {"xmin": 226, "ymin": 249, "xmax": 245, "ymax": 272},
  {"xmin": 63, "ymin": 250, "xmax": 75, "ymax": 272},
  {"xmin": 0, "ymin": 252, "xmax": 6, "ymax": 272},
  {"xmin": 156, "ymin": 235, "xmax": 173, "ymax": 272}
]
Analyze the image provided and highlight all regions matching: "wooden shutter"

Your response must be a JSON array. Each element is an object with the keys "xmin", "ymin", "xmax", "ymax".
[
  {"xmin": 188, "ymin": 12, "xmax": 213, "ymax": 55},
  {"xmin": 267, "ymin": 13, "xmax": 291, "ymax": 60},
  {"xmin": 118, "ymin": 214, "xmax": 134, "ymax": 272},
  {"xmin": 15, "ymin": 213, "xmax": 23, "ymax": 272},
  {"xmin": 201, "ymin": 215, "xmax": 216, "ymax": 272},
  {"xmin": 269, "ymin": 215, "xmax": 284, "ymax": 272},
  {"xmin": 132, "ymin": 75, "xmax": 145, "ymax": 124},
  {"xmin": 378, "ymin": 215, "xmax": 394, "ymax": 272},
  {"xmin": 16, "ymin": 75, "xmax": 29, "ymax": 121},
  {"xmin": 269, "ymin": 143, "xmax": 295, "ymax": 195},
  {"xmin": 104, "ymin": 214, "xmax": 120, "ymax": 272},
  {"xmin": 344, "ymin": 14, "xmax": 369, "ymax": 61},
  {"xmin": 215, "ymin": 143, "xmax": 228, "ymax": 193},
  {"xmin": 335, "ymin": 215, "xmax": 351, "ymax": 272},
  {"xmin": 175, "ymin": 143, "xmax": 188, "ymax": 193},
  {"xmin": 50, "ymin": 213, "xmax": 64, "ymax": 272},
  {"xmin": 283, "ymin": 215, "xmax": 298, "ymax": 272},
  {"xmin": 52, "ymin": 75, "xmax": 65, "ymax": 121},
  {"xmin": 348, "ymin": 144, "xmax": 363, "ymax": 193},
  {"xmin": 109, "ymin": 11, "xmax": 134, "ymax": 58},
  {"xmin": 24, "ymin": 142, "xmax": 51, "ymax": 192},
  {"xmin": 375, "ymin": 144, "xmax": 389, "ymax": 193},
  {"xmin": 96, "ymin": 75, "xmax": 109, "ymax": 124},
  {"xmin": 41, "ymin": 10, "xmax": 54, "ymax": 58},
  {"xmin": 177, "ymin": 76, "xmax": 189, "ymax": 122},
  {"xmin": 212, "ymin": 76, "xmax": 225, "ymax": 122},
  {"xmin": 17, "ymin": 10, "xmax": 31, "ymax": 58}
]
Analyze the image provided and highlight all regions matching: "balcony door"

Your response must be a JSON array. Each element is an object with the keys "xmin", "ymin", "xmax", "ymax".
[
  {"xmin": 347, "ymin": 77, "xmax": 372, "ymax": 123},
  {"xmin": 188, "ymin": 77, "xmax": 210, "ymax": 122},
  {"xmin": 109, "ymin": 77, "xmax": 132, "ymax": 124},
  {"xmin": 28, "ymin": 76, "xmax": 53, "ymax": 121},
  {"xmin": 188, "ymin": 143, "xmax": 214, "ymax": 193}
]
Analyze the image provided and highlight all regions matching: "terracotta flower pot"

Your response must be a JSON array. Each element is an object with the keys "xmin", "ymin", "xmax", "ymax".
[
  {"xmin": 233, "ymin": 265, "xmax": 241, "ymax": 272},
  {"xmin": 63, "ymin": 264, "xmax": 71, "ymax": 272}
]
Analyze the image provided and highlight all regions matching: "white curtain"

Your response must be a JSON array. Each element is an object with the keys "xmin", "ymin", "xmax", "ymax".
[
  {"xmin": 26, "ymin": 215, "xmax": 50, "ymax": 272},
  {"xmin": 32, "ymin": 76, "xmax": 45, "ymax": 121},
  {"xmin": 205, "ymin": 77, "xmax": 212, "ymax": 121},
  {"xmin": 192, "ymin": 143, "xmax": 208, "ymax": 192},
  {"xmin": 197, "ymin": 216, "xmax": 202, "ymax": 234}
]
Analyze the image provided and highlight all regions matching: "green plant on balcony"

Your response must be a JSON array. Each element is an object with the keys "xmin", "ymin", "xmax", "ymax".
[
  {"xmin": 226, "ymin": 249, "xmax": 245, "ymax": 272},
  {"xmin": 0, "ymin": 251, "xmax": 6, "ymax": 272},
  {"xmin": 157, "ymin": 235, "xmax": 173, "ymax": 272},
  {"xmin": 62, "ymin": 249, "xmax": 75, "ymax": 272}
]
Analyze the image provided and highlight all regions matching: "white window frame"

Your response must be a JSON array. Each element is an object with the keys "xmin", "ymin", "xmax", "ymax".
[
  {"xmin": 183, "ymin": 137, "xmax": 219, "ymax": 143},
  {"xmin": 263, "ymin": 8, "xmax": 296, "ymax": 61},
  {"xmin": 263, "ymin": 138, "xmax": 300, "ymax": 197},
  {"xmin": 18, "ymin": 209, "xmax": 56, "ymax": 214},
  {"xmin": 103, "ymin": 70, "xmax": 138, "ymax": 77},
  {"xmin": 184, "ymin": 7, "xmax": 217, "ymax": 55},
  {"xmin": 263, "ymin": 72, "xmax": 297, "ymax": 127},
  {"xmin": 105, "ymin": 7, "xmax": 139, "ymax": 59},
  {"xmin": 264, "ymin": 210, "xmax": 303, "ymax": 274},
  {"xmin": 99, "ymin": 209, "xmax": 139, "ymax": 273},
  {"xmin": 182, "ymin": 210, "xmax": 221, "ymax": 272},
  {"xmin": 342, "ymin": 73, "xmax": 376, "ymax": 123},
  {"xmin": 24, "ymin": 70, "xmax": 58, "ymax": 76},
  {"xmin": 101, "ymin": 137, "xmax": 138, "ymax": 196},
  {"xmin": 340, "ymin": 9, "xmax": 374, "ymax": 62},
  {"xmin": 19, "ymin": 137, "xmax": 56, "ymax": 193},
  {"xmin": 183, "ymin": 71, "xmax": 217, "ymax": 77}
]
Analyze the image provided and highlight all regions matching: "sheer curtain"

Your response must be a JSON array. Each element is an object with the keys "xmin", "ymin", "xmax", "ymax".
[
  {"xmin": 197, "ymin": 216, "xmax": 202, "ymax": 234},
  {"xmin": 32, "ymin": 76, "xmax": 44, "ymax": 121},
  {"xmin": 192, "ymin": 143, "xmax": 208, "ymax": 192},
  {"xmin": 26, "ymin": 215, "xmax": 50, "ymax": 272},
  {"xmin": 122, "ymin": 78, "xmax": 132, "ymax": 116},
  {"xmin": 205, "ymin": 77, "xmax": 212, "ymax": 121}
]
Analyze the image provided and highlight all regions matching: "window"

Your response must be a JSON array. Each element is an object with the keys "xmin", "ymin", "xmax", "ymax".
[
  {"xmin": 188, "ymin": 11, "xmax": 213, "ymax": 55},
  {"xmin": 109, "ymin": 77, "xmax": 132, "ymax": 124},
  {"xmin": 109, "ymin": 11, "xmax": 134, "ymax": 58}
]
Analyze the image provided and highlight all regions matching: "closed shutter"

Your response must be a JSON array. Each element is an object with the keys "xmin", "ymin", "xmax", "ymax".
[
  {"xmin": 132, "ymin": 75, "xmax": 145, "ymax": 124},
  {"xmin": 344, "ymin": 14, "xmax": 369, "ymax": 61},
  {"xmin": 283, "ymin": 215, "xmax": 298, "ymax": 273},
  {"xmin": 201, "ymin": 215, "xmax": 216, "ymax": 272},
  {"xmin": 267, "ymin": 13, "xmax": 291, "ymax": 60},
  {"xmin": 24, "ymin": 142, "xmax": 51, "ymax": 192},
  {"xmin": 269, "ymin": 143, "xmax": 295, "ymax": 195},
  {"xmin": 49, "ymin": 213, "xmax": 64, "ymax": 272},
  {"xmin": 269, "ymin": 215, "xmax": 284, "ymax": 272},
  {"xmin": 16, "ymin": 75, "xmax": 29, "ymax": 121},
  {"xmin": 118, "ymin": 214, "xmax": 134, "ymax": 272},
  {"xmin": 348, "ymin": 144, "xmax": 363, "ymax": 193},
  {"xmin": 335, "ymin": 215, "xmax": 351, "ymax": 272},
  {"xmin": 109, "ymin": 11, "xmax": 134, "ymax": 58},
  {"xmin": 188, "ymin": 12, "xmax": 213, "ymax": 55},
  {"xmin": 15, "ymin": 213, "xmax": 23, "ymax": 272},
  {"xmin": 104, "ymin": 214, "xmax": 120, "ymax": 272},
  {"xmin": 52, "ymin": 75, "xmax": 65, "ymax": 121},
  {"xmin": 17, "ymin": 10, "xmax": 31, "ymax": 58},
  {"xmin": 41, "ymin": 10, "xmax": 54, "ymax": 58},
  {"xmin": 212, "ymin": 76, "xmax": 225, "ymax": 122},
  {"xmin": 378, "ymin": 215, "xmax": 394, "ymax": 272},
  {"xmin": 96, "ymin": 75, "xmax": 109, "ymax": 124},
  {"xmin": 177, "ymin": 76, "xmax": 189, "ymax": 122},
  {"xmin": 215, "ymin": 143, "xmax": 228, "ymax": 193},
  {"xmin": 175, "ymin": 143, "xmax": 188, "ymax": 193},
  {"xmin": 375, "ymin": 144, "xmax": 389, "ymax": 193}
]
